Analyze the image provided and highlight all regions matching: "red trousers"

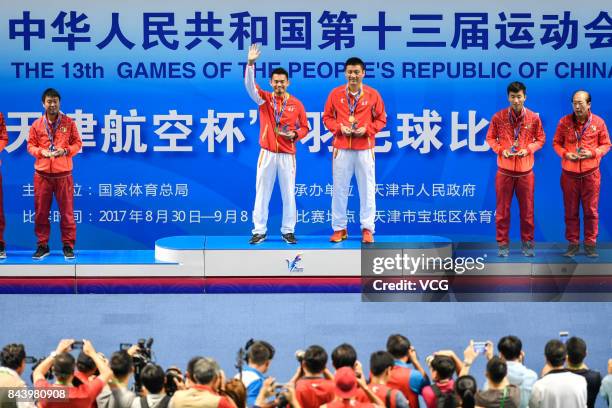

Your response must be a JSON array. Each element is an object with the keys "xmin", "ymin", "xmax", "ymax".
[
  {"xmin": 561, "ymin": 169, "xmax": 600, "ymax": 245},
  {"xmin": 495, "ymin": 170, "xmax": 535, "ymax": 244},
  {"xmin": 0, "ymin": 171, "xmax": 4, "ymax": 244},
  {"xmin": 34, "ymin": 172, "xmax": 76, "ymax": 247}
]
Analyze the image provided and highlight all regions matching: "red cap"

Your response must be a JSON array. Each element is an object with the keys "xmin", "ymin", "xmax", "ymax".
[{"xmin": 335, "ymin": 367, "xmax": 358, "ymax": 398}]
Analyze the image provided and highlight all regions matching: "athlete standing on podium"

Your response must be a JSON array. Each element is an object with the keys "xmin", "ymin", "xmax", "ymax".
[
  {"xmin": 323, "ymin": 57, "xmax": 386, "ymax": 244},
  {"xmin": 245, "ymin": 44, "xmax": 309, "ymax": 245}
]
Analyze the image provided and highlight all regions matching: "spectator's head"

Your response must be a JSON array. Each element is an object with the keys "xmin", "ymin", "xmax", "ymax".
[
  {"xmin": 544, "ymin": 340, "xmax": 566, "ymax": 368},
  {"xmin": 369, "ymin": 351, "xmax": 394, "ymax": 381},
  {"xmin": 192, "ymin": 358, "xmax": 220, "ymax": 386},
  {"xmin": 247, "ymin": 341, "xmax": 274, "ymax": 373},
  {"xmin": 53, "ymin": 352, "xmax": 75, "ymax": 383},
  {"xmin": 485, "ymin": 357, "xmax": 507, "ymax": 385},
  {"xmin": 1, "ymin": 343, "xmax": 26, "ymax": 375},
  {"xmin": 76, "ymin": 352, "xmax": 97, "ymax": 376},
  {"xmin": 497, "ymin": 336, "xmax": 523, "ymax": 361},
  {"xmin": 186, "ymin": 356, "xmax": 204, "ymax": 385},
  {"xmin": 303, "ymin": 345, "xmax": 328, "ymax": 375},
  {"xmin": 332, "ymin": 343, "xmax": 357, "ymax": 370},
  {"xmin": 566, "ymin": 337, "xmax": 587, "ymax": 367},
  {"xmin": 334, "ymin": 367, "xmax": 358, "ymax": 400},
  {"xmin": 455, "ymin": 375, "xmax": 477, "ymax": 408},
  {"xmin": 222, "ymin": 378, "xmax": 247, "ymax": 408},
  {"xmin": 386, "ymin": 334, "xmax": 411, "ymax": 360},
  {"xmin": 141, "ymin": 363, "xmax": 165, "ymax": 394},
  {"xmin": 110, "ymin": 350, "xmax": 133, "ymax": 381},
  {"xmin": 431, "ymin": 355, "xmax": 455, "ymax": 381}
]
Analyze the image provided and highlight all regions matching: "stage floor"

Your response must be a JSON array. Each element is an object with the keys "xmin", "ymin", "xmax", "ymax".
[{"xmin": 0, "ymin": 236, "xmax": 610, "ymax": 297}]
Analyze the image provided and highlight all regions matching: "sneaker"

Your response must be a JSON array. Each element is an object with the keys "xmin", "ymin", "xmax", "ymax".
[
  {"xmin": 563, "ymin": 243, "xmax": 580, "ymax": 258},
  {"xmin": 32, "ymin": 244, "xmax": 50, "ymax": 260},
  {"xmin": 63, "ymin": 245, "xmax": 75, "ymax": 260},
  {"xmin": 361, "ymin": 229, "xmax": 374, "ymax": 244},
  {"xmin": 0, "ymin": 242, "xmax": 5, "ymax": 259},
  {"xmin": 521, "ymin": 241, "xmax": 535, "ymax": 257},
  {"xmin": 249, "ymin": 233, "xmax": 266, "ymax": 245},
  {"xmin": 282, "ymin": 233, "xmax": 297, "ymax": 244},
  {"xmin": 498, "ymin": 244, "xmax": 510, "ymax": 257},
  {"xmin": 584, "ymin": 244, "xmax": 598, "ymax": 258},
  {"xmin": 330, "ymin": 229, "xmax": 348, "ymax": 243}
]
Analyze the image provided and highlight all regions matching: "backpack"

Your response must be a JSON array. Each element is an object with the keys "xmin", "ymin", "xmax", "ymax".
[
  {"xmin": 140, "ymin": 395, "xmax": 171, "ymax": 408},
  {"xmin": 430, "ymin": 383, "xmax": 457, "ymax": 408}
]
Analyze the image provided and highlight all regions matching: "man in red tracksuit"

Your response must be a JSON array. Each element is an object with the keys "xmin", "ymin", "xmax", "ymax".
[
  {"xmin": 553, "ymin": 90, "xmax": 611, "ymax": 257},
  {"xmin": 245, "ymin": 44, "xmax": 309, "ymax": 245},
  {"xmin": 0, "ymin": 113, "xmax": 8, "ymax": 259},
  {"xmin": 323, "ymin": 57, "xmax": 386, "ymax": 244},
  {"xmin": 485, "ymin": 81, "xmax": 545, "ymax": 257},
  {"xmin": 27, "ymin": 88, "xmax": 82, "ymax": 260}
]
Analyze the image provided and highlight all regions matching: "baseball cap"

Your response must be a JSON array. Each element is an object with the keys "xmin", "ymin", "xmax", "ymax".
[{"xmin": 335, "ymin": 366, "xmax": 358, "ymax": 398}]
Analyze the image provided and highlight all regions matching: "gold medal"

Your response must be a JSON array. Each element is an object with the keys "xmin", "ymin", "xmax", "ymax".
[
  {"xmin": 348, "ymin": 115, "xmax": 355, "ymax": 123},
  {"xmin": 513, "ymin": 139, "xmax": 519, "ymax": 148},
  {"xmin": 274, "ymin": 125, "xmax": 279, "ymax": 134}
]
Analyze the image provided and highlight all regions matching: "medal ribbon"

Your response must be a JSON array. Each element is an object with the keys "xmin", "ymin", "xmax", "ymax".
[
  {"xmin": 272, "ymin": 93, "xmax": 288, "ymax": 128},
  {"xmin": 345, "ymin": 86, "xmax": 362, "ymax": 119},
  {"xmin": 508, "ymin": 108, "xmax": 524, "ymax": 147},
  {"xmin": 573, "ymin": 113, "xmax": 592, "ymax": 150},
  {"xmin": 44, "ymin": 112, "xmax": 62, "ymax": 151}
]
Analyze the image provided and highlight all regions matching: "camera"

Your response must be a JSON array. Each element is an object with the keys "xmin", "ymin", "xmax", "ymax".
[
  {"xmin": 274, "ymin": 384, "xmax": 290, "ymax": 408},
  {"xmin": 295, "ymin": 350, "xmax": 305, "ymax": 363},
  {"xmin": 119, "ymin": 338, "xmax": 154, "ymax": 393},
  {"xmin": 28, "ymin": 357, "xmax": 53, "ymax": 382}
]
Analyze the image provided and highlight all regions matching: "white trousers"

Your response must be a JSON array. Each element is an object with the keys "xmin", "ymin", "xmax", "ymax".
[
  {"xmin": 332, "ymin": 148, "xmax": 376, "ymax": 233},
  {"xmin": 252, "ymin": 149, "xmax": 296, "ymax": 235}
]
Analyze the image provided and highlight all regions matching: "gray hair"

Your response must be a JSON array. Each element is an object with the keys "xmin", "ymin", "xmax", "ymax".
[{"xmin": 192, "ymin": 357, "xmax": 220, "ymax": 385}]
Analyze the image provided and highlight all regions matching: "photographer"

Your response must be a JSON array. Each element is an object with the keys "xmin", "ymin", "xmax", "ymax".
[
  {"xmin": 385, "ymin": 334, "xmax": 429, "ymax": 408},
  {"xmin": 97, "ymin": 347, "xmax": 139, "ymax": 408},
  {"xmin": 321, "ymin": 367, "xmax": 382, "ymax": 408},
  {"xmin": 0, "ymin": 343, "xmax": 36, "ymax": 408},
  {"xmin": 288, "ymin": 345, "xmax": 334, "ymax": 408},
  {"xmin": 128, "ymin": 363, "xmax": 171, "ymax": 408},
  {"xmin": 237, "ymin": 340, "xmax": 275, "ymax": 407},
  {"xmin": 33, "ymin": 339, "xmax": 112, "ymax": 408},
  {"xmin": 170, "ymin": 357, "xmax": 236, "ymax": 408}
]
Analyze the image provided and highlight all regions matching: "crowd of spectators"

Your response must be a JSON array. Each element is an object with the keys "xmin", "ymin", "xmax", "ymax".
[{"xmin": 1, "ymin": 334, "xmax": 611, "ymax": 408}]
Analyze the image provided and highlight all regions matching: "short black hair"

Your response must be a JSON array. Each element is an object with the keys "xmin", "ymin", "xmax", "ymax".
[
  {"xmin": 572, "ymin": 90, "xmax": 591, "ymax": 104},
  {"xmin": 344, "ymin": 57, "xmax": 365, "ymax": 71},
  {"xmin": 303, "ymin": 345, "xmax": 328, "ymax": 374},
  {"xmin": 42, "ymin": 88, "xmax": 61, "ymax": 102},
  {"xmin": 486, "ymin": 357, "xmax": 507, "ymax": 384},
  {"xmin": 498, "ymin": 336, "xmax": 522, "ymax": 361},
  {"xmin": 110, "ymin": 350, "xmax": 133, "ymax": 378},
  {"xmin": 370, "ymin": 351, "xmax": 394, "ymax": 377},
  {"xmin": 76, "ymin": 352, "xmax": 96, "ymax": 373},
  {"xmin": 566, "ymin": 337, "xmax": 587, "ymax": 365},
  {"xmin": 507, "ymin": 81, "xmax": 526, "ymax": 95},
  {"xmin": 270, "ymin": 68, "xmax": 289, "ymax": 80},
  {"xmin": 141, "ymin": 363, "xmax": 165, "ymax": 394},
  {"xmin": 431, "ymin": 356, "xmax": 455, "ymax": 380},
  {"xmin": 386, "ymin": 334, "xmax": 411, "ymax": 359},
  {"xmin": 544, "ymin": 340, "xmax": 566, "ymax": 367},
  {"xmin": 1, "ymin": 344, "xmax": 26, "ymax": 370},
  {"xmin": 331, "ymin": 343, "xmax": 357, "ymax": 369},
  {"xmin": 247, "ymin": 341, "xmax": 274, "ymax": 365},
  {"xmin": 53, "ymin": 352, "xmax": 75, "ymax": 381},
  {"xmin": 455, "ymin": 375, "xmax": 477, "ymax": 408}
]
